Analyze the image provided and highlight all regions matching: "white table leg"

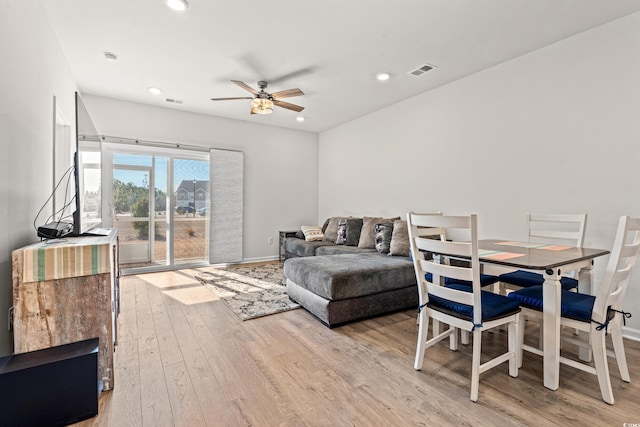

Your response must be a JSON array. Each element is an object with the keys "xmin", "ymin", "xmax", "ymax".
[
  {"xmin": 578, "ymin": 264, "xmax": 593, "ymax": 362},
  {"xmin": 578, "ymin": 263, "xmax": 592, "ymax": 294},
  {"xmin": 543, "ymin": 269, "xmax": 562, "ymax": 390}
]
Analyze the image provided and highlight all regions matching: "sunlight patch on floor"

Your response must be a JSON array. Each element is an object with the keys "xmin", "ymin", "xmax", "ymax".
[
  {"xmin": 163, "ymin": 284, "xmax": 219, "ymax": 305},
  {"xmin": 136, "ymin": 271, "xmax": 199, "ymax": 289}
]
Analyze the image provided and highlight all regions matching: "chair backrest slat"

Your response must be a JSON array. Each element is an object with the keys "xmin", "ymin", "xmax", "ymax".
[
  {"xmin": 428, "ymin": 283, "xmax": 475, "ymax": 306},
  {"xmin": 415, "ymin": 238, "xmax": 471, "ymax": 258},
  {"xmin": 419, "ymin": 258, "xmax": 474, "ymax": 283},
  {"xmin": 529, "ymin": 229, "xmax": 584, "ymax": 241},
  {"xmin": 620, "ymin": 241, "xmax": 640, "ymax": 258},
  {"xmin": 408, "ymin": 212, "xmax": 445, "ymax": 241}
]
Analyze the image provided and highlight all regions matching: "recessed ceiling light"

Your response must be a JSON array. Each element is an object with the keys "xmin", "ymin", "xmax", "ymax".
[
  {"xmin": 103, "ymin": 52, "xmax": 118, "ymax": 62},
  {"xmin": 148, "ymin": 87, "xmax": 162, "ymax": 95},
  {"xmin": 166, "ymin": 0, "xmax": 189, "ymax": 11},
  {"xmin": 376, "ymin": 72, "xmax": 391, "ymax": 81},
  {"xmin": 296, "ymin": 116, "xmax": 305, "ymax": 123}
]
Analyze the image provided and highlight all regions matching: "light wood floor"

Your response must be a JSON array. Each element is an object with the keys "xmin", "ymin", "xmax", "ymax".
[{"xmin": 75, "ymin": 268, "xmax": 640, "ymax": 426}]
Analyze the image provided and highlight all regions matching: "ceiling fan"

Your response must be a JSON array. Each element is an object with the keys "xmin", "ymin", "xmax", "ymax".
[{"xmin": 211, "ymin": 80, "xmax": 304, "ymax": 115}]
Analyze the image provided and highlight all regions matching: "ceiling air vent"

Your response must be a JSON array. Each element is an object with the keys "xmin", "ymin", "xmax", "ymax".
[
  {"xmin": 165, "ymin": 98, "xmax": 183, "ymax": 104},
  {"xmin": 408, "ymin": 63, "xmax": 436, "ymax": 77}
]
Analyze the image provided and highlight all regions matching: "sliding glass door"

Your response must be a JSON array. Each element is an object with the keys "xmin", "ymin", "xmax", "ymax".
[
  {"xmin": 173, "ymin": 158, "xmax": 210, "ymax": 265},
  {"xmin": 112, "ymin": 163, "xmax": 153, "ymax": 265},
  {"xmin": 103, "ymin": 144, "xmax": 210, "ymax": 272}
]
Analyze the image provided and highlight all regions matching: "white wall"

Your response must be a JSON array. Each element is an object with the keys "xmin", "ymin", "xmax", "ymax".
[
  {"xmin": 319, "ymin": 13, "xmax": 640, "ymax": 337},
  {"xmin": 83, "ymin": 95, "xmax": 319, "ymax": 262},
  {"xmin": 0, "ymin": 0, "xmax": 79, "ymax": 355}
]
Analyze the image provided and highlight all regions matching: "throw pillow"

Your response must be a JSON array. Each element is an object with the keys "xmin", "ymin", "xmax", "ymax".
[
  {"xmin": 358, "ymin": 216, "xmax": 401, "ymax": 249},
  {"xmin": 344, "ymin": 218, "xmax": 364, "ymax": 246},
  {"xmin": 335, "ymin": 219, "xmax": 347, "ymax": 245},
  {"xmin": 389, "ymin": 220, "xmax": 410, "ymax": 257},
  {"xmin": 301, "ymin": 225, "xmax": 324, "ymax": 242},
  {"xmin": 321, "ymin": 217, "xmax": 331, "ymax": 233},
  {"xmin": 374, "ymin": 222, "xmax": 394, "ymax": 254},
  {"xmin": 295, "ymin": 230, "xmax": 305, "ymax": 240},
  {"xmin": 322, "ymin": 217, "xmax": 342, "ymax": 242}
]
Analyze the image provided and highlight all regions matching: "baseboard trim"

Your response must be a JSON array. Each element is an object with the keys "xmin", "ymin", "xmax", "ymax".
[
  {"xmin": 622, "ymin": 326, "xmax": 640, "ymax": 342},
  {"xmin": 240, "ymin": 256, "xmax": 279, "ymax": 264}
]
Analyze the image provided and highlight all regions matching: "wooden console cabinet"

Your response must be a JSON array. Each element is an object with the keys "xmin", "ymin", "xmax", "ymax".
[{"xmin": 11, "ymin": 230, "xmax": 119, "ymax": 391}]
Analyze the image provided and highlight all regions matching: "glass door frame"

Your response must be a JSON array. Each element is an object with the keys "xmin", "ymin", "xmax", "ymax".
[
  {"xmin": 102, "ymin": 142, "xmax": 211, "ymax": 275},
  {"xmin": 112, "ymin": 163, "xmax": 153, "ymax": 265}
]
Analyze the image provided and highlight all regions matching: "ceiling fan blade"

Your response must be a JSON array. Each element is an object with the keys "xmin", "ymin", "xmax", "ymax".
[
  {"xmin": 273, "ymin": 99, "xmax": 304, "ymax": 112},
  {"xmin": 271, "ymin": 88, "xmax": 304, "ymax": 99},
  {"xmin": 210, "ymin": 97, "xmax": 253, "ymax": 101},
  {"xmin": 231, "ymin": 80, "xmax": 258, "ymax": 95},
  {"xmin": 269, "ymin": 67, "xmax": 316, "ymax": 85}
]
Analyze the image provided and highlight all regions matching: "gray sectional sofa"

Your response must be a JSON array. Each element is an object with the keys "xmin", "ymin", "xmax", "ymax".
[{"xmin": 282, "ymin": 216, "xmax": 419, "ymax": 327}]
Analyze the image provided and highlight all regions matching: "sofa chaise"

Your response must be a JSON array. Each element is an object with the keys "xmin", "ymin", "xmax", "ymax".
[{"xmin": 283, "ymin": 216, "xmax": 419, "ymax": 327}]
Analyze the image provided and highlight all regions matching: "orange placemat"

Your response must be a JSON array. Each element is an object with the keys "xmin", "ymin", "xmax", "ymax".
[
  {"xmin": 538, "ymin": 245, "xmax": 571, "ymax": 251},
  {"xmin": 481, "ymin": 251, "xmax": 526, "ymax": 261}
]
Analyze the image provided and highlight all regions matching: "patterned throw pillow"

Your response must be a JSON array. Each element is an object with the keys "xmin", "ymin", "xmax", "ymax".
[
  {"xmin": 301, "ymin": 225, "xmax": 324, "ymax": 242},
  {"xmin": 358, "ymin": 216, "xmax": 401, "ymax": 248},
  {"xmin": 374, "ymin": 222, "xmax": 394, "ymax": 254},
  {"xmin": 335, "ymin": 219, "xmax": 347, "ymax": 245},
  {"xmin": 388, "ymin": 220, "xmax": 410, "ymax": 257}
]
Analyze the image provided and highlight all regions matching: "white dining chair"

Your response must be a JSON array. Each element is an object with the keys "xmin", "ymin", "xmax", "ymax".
[
  {"xmin": 407, "ymin": 212, "xmax": 521, "ymax": 402},
  {"xmin": 499, "ymin": 213, "xmax": 588, "ymax": 292},
  {"xmin": 508, "ymin": 215, "xmax": 640, "ymax": 404}
]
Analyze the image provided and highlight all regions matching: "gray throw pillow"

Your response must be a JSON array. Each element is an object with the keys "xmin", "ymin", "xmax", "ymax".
[
  {"xmin": 322, "ymin": 217, "xmax": 342, "ymax": 242},
  {"xmin": 344, "ymin": 218, "xmax": 363, "ymax": 246},
  {"xmin": 321, "ymin": 217, "xmax": 331, "ymax": 233},
  {"xmin": 374, "ymin": 222, "xmax": 394, "ymax": 254},
  {"xmin": 358, "ymin": 216, "xmax": 401, "ymax": 248},
  {"xmin": 389, "ymin": 220, "xmax": 410, "ymax": 257}
]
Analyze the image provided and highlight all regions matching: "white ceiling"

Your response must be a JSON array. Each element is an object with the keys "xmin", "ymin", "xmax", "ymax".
[{"xmin": 41, "ymin": 0, "xmax": 640, "ymax": 133}]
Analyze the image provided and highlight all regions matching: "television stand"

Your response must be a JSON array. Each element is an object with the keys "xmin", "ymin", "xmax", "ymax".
[{"xmin": 11, "ymin": 230, "xmax": 119, "ymax": 391}]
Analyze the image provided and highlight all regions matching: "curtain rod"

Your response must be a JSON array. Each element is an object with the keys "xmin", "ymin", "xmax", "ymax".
[{"xmin": 80, "ymin": 134, "xmax": 210, "ymax": 153}]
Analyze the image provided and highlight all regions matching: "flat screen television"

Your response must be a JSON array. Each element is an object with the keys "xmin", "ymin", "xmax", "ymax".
[{"xmin": 72, "ymin": 92, "xmax": 103, "ymax": 236}]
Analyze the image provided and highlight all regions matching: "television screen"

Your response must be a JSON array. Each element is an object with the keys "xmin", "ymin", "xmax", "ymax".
[{"xmin": 73, "ymin": 92, "xmax": 103, "ymax": 235}]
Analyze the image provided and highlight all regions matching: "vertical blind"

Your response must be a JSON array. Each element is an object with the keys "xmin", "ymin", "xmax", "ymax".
[{"xmin": 209, "ymin": 149, "xmax": 244, "ymax": 263}]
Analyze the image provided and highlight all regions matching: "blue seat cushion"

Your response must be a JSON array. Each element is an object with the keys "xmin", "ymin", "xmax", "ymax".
[
  {"xmin": 507, "ymin": 285, "xmax": 595, "ymax": 323},
  {"xmin": 427, "ymin": 283, "xmax": 520, "ymax": 323},
  {"xmin": 499, "ymin": 270, "xmax": 578, "ymax": 291},
  {"xmin": 425, "ymin": 273, "xmax": 499, "ymax": 288}
]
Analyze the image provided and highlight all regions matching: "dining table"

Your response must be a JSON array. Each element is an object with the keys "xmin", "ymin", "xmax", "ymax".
[{"xmin": 476, "ymin": 239, "xmax": 610, "ymax": 390}]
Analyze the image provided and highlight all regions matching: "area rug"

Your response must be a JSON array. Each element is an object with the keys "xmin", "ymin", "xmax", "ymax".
[{"xmin": 193, "ymin": 262, "xmax": 300, "ymax": 320}]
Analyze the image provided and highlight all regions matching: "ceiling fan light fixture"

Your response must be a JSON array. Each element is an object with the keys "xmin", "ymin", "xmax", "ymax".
[
  {"xmin": 166, "ymin": 0, "xmax": 189, "ymax": 12},
  {"xmin": 296, "ymin": 116, "xmax": 305, "ymax": 122},
  {"xmin": 251, "ymin": 98, "xmax": 274, "ymax": 114}
]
